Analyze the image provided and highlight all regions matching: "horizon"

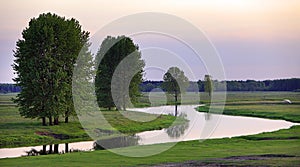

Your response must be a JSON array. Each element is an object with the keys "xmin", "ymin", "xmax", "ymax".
[
  {"xmin": 1, "ymin": 0, "xmax": 300, "ymax": 83},
  {"xmin": 1, "ymin": 77, "xmax": 299, "ymax": 84}
]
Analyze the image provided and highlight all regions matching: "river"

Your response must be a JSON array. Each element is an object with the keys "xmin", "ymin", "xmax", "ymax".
[{"xmin": 0, "ymin": 105, "xmax": 296, "ymax": 158}]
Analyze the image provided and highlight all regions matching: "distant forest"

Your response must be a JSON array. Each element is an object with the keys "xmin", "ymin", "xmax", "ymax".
[
  {"xmin": 140, "ymin": 78, "xmax": 300, "ymax": 92},
  {"xmin": 1, "ymin": 78, "xmax": 299, "ymax": 93},
  {"xmin": 0, "ymin": 84, "xmax": 21, "ymax": 93}
]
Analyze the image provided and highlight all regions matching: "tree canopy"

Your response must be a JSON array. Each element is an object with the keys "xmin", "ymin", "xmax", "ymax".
[
  {"xmin": 95, "ymin": 36, "xmax": 144, "ymax": 111},
  {"xmin": 13, "ymin": 13, "xmax": 90, "ymax": 125},
  {"xmin": 162, "ymin": 67, "xmax": 189, "ymax": 116},
  {"xmin": 204, "ymin": 75, "xmax": 213, "ymax": 96}
]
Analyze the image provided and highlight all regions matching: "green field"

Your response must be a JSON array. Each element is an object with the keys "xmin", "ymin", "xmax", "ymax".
[
  {"xmin": 0, "ymin": 94, "xmax": 180, "ymax": 148},
  {"xmin": 219, "ymin": 91, "xmax": 300, "ymax": 103},
  {"xmin": 195, "ymin": 91, "xmax": 300, "ymax": 123},
  {"xmin": 139, "ymin": 91, "xmax": 300, "ymax": 106},
  {"xmin": 1, "ymin": 126, "xmax": 299, "ymax": 166},
  {"xmin": 197, "ymin": 103, "xmax": 300, "ymax": 123},
  {"xmin": 1, "ymin": 92, "xmax": 300, "ymax": 166}
]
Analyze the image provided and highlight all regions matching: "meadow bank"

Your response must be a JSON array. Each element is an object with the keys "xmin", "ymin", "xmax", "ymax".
[{"xmin": 0, "ymin": 92, "xmax": 299, "ymax": 166}]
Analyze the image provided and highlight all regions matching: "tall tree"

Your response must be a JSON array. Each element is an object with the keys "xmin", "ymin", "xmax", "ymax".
[
  {"xmin": 72, "ymin": 42, "xmax": 95, "ymax": 120},
  {"xmin": 204, "ymin": 75, "xmax": 213, "ymax": 97},
  {"xmin": 162, "ymin": 67, "xmax": 189, "ymax": 116},
  {"xmin": 95, "ymin": 36, "xmax": 144, "ymax": 111},
  {"xmin": 13, "ymin": 13, "xmax": 90, "ymax": 125}
]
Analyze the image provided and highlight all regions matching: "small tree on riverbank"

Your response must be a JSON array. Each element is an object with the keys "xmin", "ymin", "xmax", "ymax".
[
  {"xmin": 162, "ymin": 67, "xmax": 189, "ymax": 116},
  {"xmin": 204, "ymin": 75, "xmax": 213, "ymax": 97}
]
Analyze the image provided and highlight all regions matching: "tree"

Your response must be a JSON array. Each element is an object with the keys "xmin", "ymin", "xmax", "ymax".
[
  {"xmin": 204, "ymin": 75, "xmax": 213, "ymax": 97},
  {"xmin": 72, "ymin": 41, "xmax": 95, "ymax": 120},
  {"xmin": 70, "ymin": 41, "xmax": 94, "ymax": 122},
  {"xmin": 95, "ymin": 36, "xmax": 144, "ymax": 111},
  {"xmin": 162, "ymin": 67, "xmax": 189, "ymax": 116},
  {"xmin": 13, "ymin": 13, "xmax": 90, "ymax": 125}
]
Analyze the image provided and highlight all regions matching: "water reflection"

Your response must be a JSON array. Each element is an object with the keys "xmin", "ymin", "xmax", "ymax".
[
  {"xmin": 0, "ymin": 105, "xmax": 297, "ymax": 159},
  {"xmin": 94, "ymin": 135, "xmax": 139, "ymax": 150},
  {"xmin": 25, "ymin": 143, "xmax": 82, "ymax": 156},
  {"xmin": 165, "ymin": 113, "xmax": 189, "ymax": 138},
  {"xmin": 204, "ymin": 113, "xmax": 211, "ymax": 121}
]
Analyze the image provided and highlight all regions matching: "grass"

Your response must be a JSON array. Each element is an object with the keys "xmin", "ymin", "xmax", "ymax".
[
  {"xmin": 0, "ymin": 93, "xmax": 17, "ymax": 106},
  {"xmin": 220, "ymin": 91, "xmax": 300, "ymax": 103},
  {"xmin": 1, "ymin": 91, "xmax": 300, "ymax": 166},
  {"xmin": 194, "ymin": 91, "xmax": 300, "ymax": 123},
  {"xmin": 0, "ymin": 126, "xmax": 299, "ymax": 166},
  {"xmin": 197, "ymin": 103, "xmax": 300, "ymax": 123},
  {"xmin": 0, "ymin": 94, "xmax": 180, "ymax": 148},
  {"xmin": 138, "ymin": 91, "xmax": 300, "ymax": 106},
  {"xmin": 98, "ymin": 110, "xmax": 182, "ymax": 134},
  {"xmin": 239, "ymin": 125, "xmax": 300, "ymax": 140}
]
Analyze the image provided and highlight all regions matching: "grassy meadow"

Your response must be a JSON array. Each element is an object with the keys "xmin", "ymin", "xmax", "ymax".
[
  {"xmin": 194, "ymin": 91, "xmax": 300, "ymax": 123},
  {"xmin": 138, "ymin": 91, "xmax": 300, "ymax": 106},
  {"xmin": 0, "ymin": 91, "xmax": 300, "ymax": 166},
  {"xmin": 197, "ymin": 103, "xmax": 300, "ymax": 123},
  {"xmin": 0, "ymin": 94, "xmax": 179, "ymax": 148},
  {"xmin": 0, "ymin": 126, "xmax": 299, "ymax": 166}
]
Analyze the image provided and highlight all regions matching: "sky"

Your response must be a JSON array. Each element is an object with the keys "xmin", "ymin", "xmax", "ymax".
[{"xmin": 1, "ymin": 0, "xmax": 300, "ymax": 82}]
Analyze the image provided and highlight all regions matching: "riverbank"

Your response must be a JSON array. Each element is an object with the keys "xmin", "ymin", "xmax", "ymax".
[
  {"xmin": 197, "ymin": 103, "xmax": 300, "ymax": 123},
  {"xmin": 1, "ymin": 92, "xmax": 299, "ymax": 166},
  {"xmin": 0, "ymin": 97, "xmax": 180, "ymax": 148},
  {"xmin": 1, "ymin": 125, "xmax": 299, "ymax": 166}
]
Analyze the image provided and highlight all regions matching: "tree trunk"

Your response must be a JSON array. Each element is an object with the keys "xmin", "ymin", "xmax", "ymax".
[
  {"xmin": 65, "ymin": 143, "xmax": 69, "ymax": 153},
  {"xmin": 65, "ymin": 116, "xmax": 68, "ymax": 123},
  {"xmin": 42, "ymin": 117, "xmax": 46, "ymax": 126},
  {"xmin": 205, "ymin": 113, "xmax": 211, "ymax": 121},
  {"xmin": 65, "ymin": 111, "xmax": 69, "ymax": 123},
  {"xmin": 54, "ymin": 144, "xmax": 59, "ymax": 153},
  {"xmin": 49, "ymin": 116, "xmax": 53, "ymax": 126},
  {"xmin": 42, "ymin": 145, "xmax": 46, "ymax": 155},
  {"xmin": 49, "ymin": 144, "xmax": 53, "ymax": 154},
  {"xmin": 174, "ymin": 93, "xmax": 178, "ymax": 116},
  {"xmin": 54, "ymin": 117, "xmax": 59, "ymax": 125}
]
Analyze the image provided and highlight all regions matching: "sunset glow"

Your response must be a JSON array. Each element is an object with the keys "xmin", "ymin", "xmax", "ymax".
[{"xmin": 0, "ymin": 0, "xmax": 299, "ymax": 82}]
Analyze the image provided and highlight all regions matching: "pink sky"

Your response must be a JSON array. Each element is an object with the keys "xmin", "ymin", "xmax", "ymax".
[{"xmin": 1, "ymin": 0, "xmax": 300, "ymax": 82}]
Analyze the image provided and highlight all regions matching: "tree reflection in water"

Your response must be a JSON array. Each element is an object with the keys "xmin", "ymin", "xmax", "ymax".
[
  {"xmin": 165, "ymin": 113, "xmax": 189, "ymax": 138},
  {"xmin": 205, "ymin": 113, "xmax": 211, "ymax": 121},
  {"xmin": 94, "ymin": 135, "xmax": 139, "ymax": 150},
  {"xmin": 25, "ymin": 143, "xmax": 78, "ymax": 156}
]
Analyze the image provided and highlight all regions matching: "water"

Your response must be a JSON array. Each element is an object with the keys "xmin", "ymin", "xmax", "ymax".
[
  {"xmin": 0, "ymin": 141, "xmax": 93, "ymax": 158},
  {"xmin": 0, "ymin": 105, "xmax": 296, "ymax": 158},
  {"xmin": 131, "ymin": 105, "xmax": 296, "ymax": 144}
]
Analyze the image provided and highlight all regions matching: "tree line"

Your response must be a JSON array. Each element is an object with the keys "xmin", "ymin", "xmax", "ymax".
[
  {"xmin": 0, "ymin": 84, "xmax": 21, "ymax": 93},
  {"xmin": 2, "ymin": 78, "xmax": 299, "ymax": 94},
  {"xmin": 140, "ymin": 78, "xmax": 300, "ymax": 92}
]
